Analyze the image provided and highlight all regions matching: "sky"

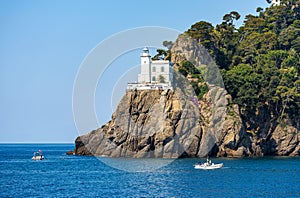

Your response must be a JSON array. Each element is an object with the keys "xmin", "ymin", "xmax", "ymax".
[{"xmin": 0, "ymin": 0, "xmax": 269, "ymax": 143}]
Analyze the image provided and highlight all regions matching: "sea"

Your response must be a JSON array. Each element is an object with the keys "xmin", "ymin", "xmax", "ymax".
[{"xmin": 0, "ymin": 144, "xmax": 299, "ymax": 197}]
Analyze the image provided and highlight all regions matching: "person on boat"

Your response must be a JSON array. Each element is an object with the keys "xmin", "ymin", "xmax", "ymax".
[{"xmin": 205, "ymin": 158, "xmax": 212, "ymax": 166}]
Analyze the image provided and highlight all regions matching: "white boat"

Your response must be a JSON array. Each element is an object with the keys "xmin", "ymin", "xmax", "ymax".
[
  {"xmin": 194, "ymin": 158, "xmax": 223, "ymax": 170},
  {"xmin": 32, "ymin": 150, "xmax": 45, "ymax": 160}
]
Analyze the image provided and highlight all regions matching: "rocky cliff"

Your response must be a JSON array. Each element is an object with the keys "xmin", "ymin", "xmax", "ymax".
[
  {"xmin": 75, "ymin": 88, "xmax": 202, "ymax": 158},
  {"xmin": 75, "ymin": 34, "xmax": 300, "ymax": 157},
  {"xmin": 75, "ymin": 86, "xmax": 300, "ymax": 157}
]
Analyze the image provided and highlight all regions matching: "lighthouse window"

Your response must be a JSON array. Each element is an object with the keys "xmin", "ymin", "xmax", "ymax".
[
  {"xmin": 144, "ymin": 61, "xmax": 146, "ymax": 63},
  {"xmin": 161, "ymin": 66, "xmax": 164, "ymax": 72},
  {"xmin": 152, "ymin": 66, "xmax": 156, "ymax": 72}
]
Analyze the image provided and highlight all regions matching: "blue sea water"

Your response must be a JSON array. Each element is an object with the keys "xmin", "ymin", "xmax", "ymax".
[{"xmin": 0, "ymin": 144, "xmax": 299, "ymax": 197}]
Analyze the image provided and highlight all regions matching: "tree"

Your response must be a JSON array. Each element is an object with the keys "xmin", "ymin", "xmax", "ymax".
[
  {"xmin": 178, "ymin": 61, "xmax": 200, "ymax": 77},
  {"xmin": 214, "ymin": 12, "xmax": 241, "ymax": 69},
  {"xmin": 237, "ymin": 32, "xmax": 277, "ymax": 65},
  {"xmin": 256, "ymin": 7, "xmax": 264, "ymax": 13},
  {"xmin": 242, "ymin": 15, "xmax": 266, "ymax": 33},
  {"xmin": 278, "ymin": 26, "xmax": 300, "ymax": 50},
  {"xmin": 291, "ymin": 37, "xmax": 300, "ymax": 52},
  {"xmin": 222, "ymin": 11, "xmax": 241, "ymax": 26},
  {"xmin": 186, "ymin": 21, "xmax": 214, "ymax": 50},
  {"xmin": 152, "ymin": 49, "xmax": 167, "ymax": 60},
  {"xmin": 223, "ymin": 64, "xmax": 261, "ymax": 113}
]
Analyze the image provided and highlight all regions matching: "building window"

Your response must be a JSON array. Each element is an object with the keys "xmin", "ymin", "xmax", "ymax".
[
  {"xmin": 161, "ymin": 66, "xmax": 164, "ymax": 73},
  {"xmin": 152, "ymin": 66, "xmax": 156, "ymax": 72},
  {"xmin": 152, "ymin": 76, "xmax": 156, "ymax": 82}
]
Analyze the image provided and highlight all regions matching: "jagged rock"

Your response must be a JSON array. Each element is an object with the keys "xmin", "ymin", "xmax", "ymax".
[
  {"xmin": 75, "ymin": 89, "xmax": 202, "ymax": 158},
  {"xmin": 269, "ymin": 124, "xmax": 300, "ymax": 156},
  {"xmin": 75, "ymin": 86, "xmax": 249, "ymax": 158},
  {"xmin": 66, "ymin": 150, "xmax": 74, "ymax": 155},
  {"xmin": 224, "ymin": 146, "xmax": 247, "ymax": 158}
]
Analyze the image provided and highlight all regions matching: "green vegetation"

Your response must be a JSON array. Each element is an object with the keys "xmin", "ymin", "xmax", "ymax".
[
  {"xmin": 166, "ymin": 0, "xmax": 300, "ymax": 128},
  {"xmin": 178, "ymin": 61, "xmax": 209, "ymax": 100},
  {"xmin": 152, "ymin": 49, "xmax": 168, "ymax": 60}
]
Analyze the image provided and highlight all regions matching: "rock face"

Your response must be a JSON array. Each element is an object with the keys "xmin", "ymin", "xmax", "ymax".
[
  {"xmin": 75, "ymin": 89, "xmax": 202, "ymax": 158},
  {"xmin": 75, "ymin": 87, "xmax": 300, "ymax": 157},
  {"xmin": 270, "ymin": 124, "xmax": 300, "ymax": 156}
]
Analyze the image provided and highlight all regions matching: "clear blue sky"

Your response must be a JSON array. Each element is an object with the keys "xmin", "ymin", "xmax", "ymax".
[{"xmin": 0, "ymin": 0, "xmax": 269, "ymax": 143}]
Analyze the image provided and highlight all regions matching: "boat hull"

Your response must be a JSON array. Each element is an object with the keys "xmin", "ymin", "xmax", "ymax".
[
  {"xmin": 32, "ymin": 156, "xmax": 45, "ymax": 160},
  {"xmin": 194, "ymin": 163, "xmax": 223, "ymax": 170}
]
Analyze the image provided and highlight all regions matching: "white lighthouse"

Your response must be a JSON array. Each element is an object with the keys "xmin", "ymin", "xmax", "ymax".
[{"xmin": 138, "ymin": 47, "xmax": 151, "ymax": 83}]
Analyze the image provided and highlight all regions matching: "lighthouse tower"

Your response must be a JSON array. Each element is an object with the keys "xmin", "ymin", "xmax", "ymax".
[{"xmin": 138, "ymin": 47, "xmax": 151, "ymax": 83}]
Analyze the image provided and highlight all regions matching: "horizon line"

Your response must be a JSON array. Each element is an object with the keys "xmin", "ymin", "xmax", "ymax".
[{"xmin": 0, "ymin": 142, "xmax": 74, "ymax": 144}]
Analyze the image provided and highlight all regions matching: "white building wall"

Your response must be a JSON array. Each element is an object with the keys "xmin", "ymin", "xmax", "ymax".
[{"xmin": 151, "ymin": 60, "xmax": 171, "ymax": 83}]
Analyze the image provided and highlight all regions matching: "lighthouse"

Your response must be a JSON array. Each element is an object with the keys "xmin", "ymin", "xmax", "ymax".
[
  {"xmin": 138, "ymin": 47, "xmax": 151, "ymax": 83},
  {"xmin": 128, "ymin": 47, "xmax": 173, "ymax": 90}
]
